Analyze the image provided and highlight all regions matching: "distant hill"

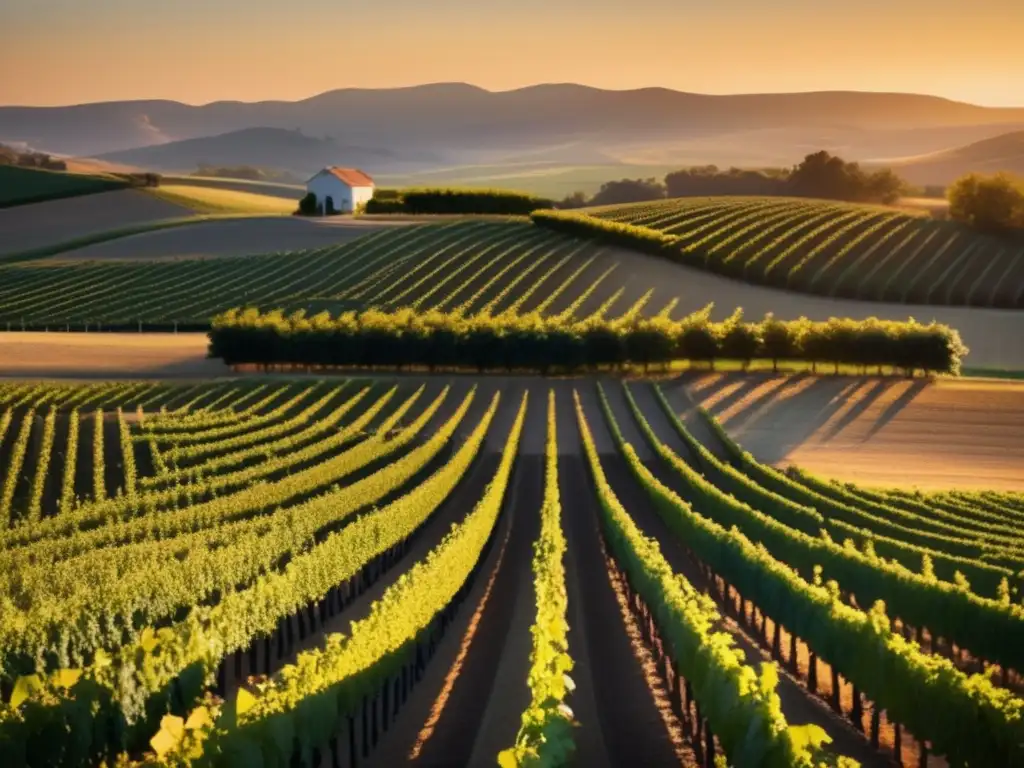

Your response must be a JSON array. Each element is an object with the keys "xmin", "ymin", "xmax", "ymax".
[
  {"xmin": 881, "ymin": 130, "xmax": 1024, "ymax": 185},
  {"xmin": 96, "ymin": 127, "xmax": 441, "ymax": 178},
  {"xmin": 2, "ymin": 84, "xmax": 1023, "ymax": 171}
]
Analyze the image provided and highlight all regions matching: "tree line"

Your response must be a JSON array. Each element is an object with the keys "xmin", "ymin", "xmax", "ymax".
[
  {"xmin": 363, "ymin": 187, "xmax": 552, "ymax": 215},
  {"xmin": 557, "ymin": 151, "xmax": 909, "ymax": 208},
  {"xmin": 208, "ymin": 306, "xmax": 968, "ymax": 376},
  {"xmin": 948, "ymin": 173, "xmax": 1024, "ymax": 235}
]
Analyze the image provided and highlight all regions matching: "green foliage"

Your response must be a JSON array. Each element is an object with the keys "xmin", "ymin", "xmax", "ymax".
[
  {"xmin": 610, "ymin": 384, "xmax": 1024, "ymax": 767},
  {"xmin": 208, "ymin": 305, "xmax": 968, "ymax": 375},
  {"xmin": 587, "ymin": 177, "xmax": 666, "ymax": 207},
  {"xmin": 561, "ymin": 196, "xmax": 1018, "ymax": 308},
  {"xmin": 365, "ymin": 187, "xmax": 553, "ymax": 215},
  {"xmin": 948, "ymin": 172, "xmax": 1024, "ymax": 234},
  {"xmin": 575, "ymin": 391, "xmax": 831, "ymax": 768},
  {"xmin": 156, "ymin": 393, "xmax": 528, "ymax": 765},
  {"xmin": 296, "ymin": 192, "xmax": 318, "ymax": 216},
  {"xmin": 501, "ymin": 391, "xmax": 575, "ymax": 767}
]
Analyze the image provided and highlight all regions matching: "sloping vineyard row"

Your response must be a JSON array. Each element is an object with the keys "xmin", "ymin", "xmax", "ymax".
[{"xmin": 588, "ymin": 197, "xmax": 1024, "ymax": 307}]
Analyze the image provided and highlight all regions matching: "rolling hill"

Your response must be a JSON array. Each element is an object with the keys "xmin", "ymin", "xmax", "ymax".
[
  {"xmin": 564, "ymin": 196, "xmax": 1024, "ymax": 307},
  {"xmin": 883, "ymin": 129, "xmax": 1024, "ymax": 185},
  {"xmin": 3, "ymin": 84, "xmax": 1024, "ymax": 174},
  {"xmin": 96, "ymin": 126, "xmax": 442, "ymax": 177},
  {"xmin": 0, "ymin": 164, "xmax": 126, "ymax": 207}
]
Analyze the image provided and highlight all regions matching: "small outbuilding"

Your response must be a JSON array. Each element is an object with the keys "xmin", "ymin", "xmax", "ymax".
[{"xmin": 305, "ymin": 167, "xmax": 375, "ymax": 213}]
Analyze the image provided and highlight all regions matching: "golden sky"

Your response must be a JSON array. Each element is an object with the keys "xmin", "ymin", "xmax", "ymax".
[{"xmin": 1, "ymin": 0, "xmax": 1021, "ymax": 106}]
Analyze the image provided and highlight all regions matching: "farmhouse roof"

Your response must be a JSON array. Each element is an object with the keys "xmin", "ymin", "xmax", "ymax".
[{"xmin": 312, "ymin": 167, "xmax": 375, "ymax": 187}]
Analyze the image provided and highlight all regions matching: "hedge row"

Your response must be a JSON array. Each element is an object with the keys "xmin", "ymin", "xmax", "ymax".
[
  {"xmin": 208, "ymin": 306, "xmax": 968, "ymax": 375},
  {"xmin": 365, "ymin": 187, "xmax": 553, "ymax": 215}
]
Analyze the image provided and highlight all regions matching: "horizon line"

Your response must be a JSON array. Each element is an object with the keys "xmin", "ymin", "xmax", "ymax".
[{"xmin": 4, "ymin": 81, "xmax": 1023, "ymax": 111}]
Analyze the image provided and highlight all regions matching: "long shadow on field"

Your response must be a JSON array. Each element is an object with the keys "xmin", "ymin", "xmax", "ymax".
[
  {"xmin": 718, "ymin": 373, "xmax": 813, "ymax": 431},
  {"xmin": 862, "ymin": 378, "xmax": 929, "ymax": 441},
  {"xmin": 819, "ymin": 377, "xmax": 893, "ymax": 443},
  {"xmin": 720, "ymin": 376, "xmax": 870, "ymax": 464},
  {"xmin": 700, "ymin": 372, "xmax": 769, "ymax": 417},
  {"xmin": 1, "ymin": 357, "xmax": 229, "ymax": 380}
]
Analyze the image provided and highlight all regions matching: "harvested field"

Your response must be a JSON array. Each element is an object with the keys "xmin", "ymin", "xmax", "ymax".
[
  {"xmin": 674, "ymin": 372, "xmax": 1024, "ymax": 491},
  {"xmin": 0, "ymin": 189, "xmax": 189, "ymax": 256},
  {"xmin": 52, "ymin": 215, "xmax": 407, "ymax": 261},
  {"xmin": 0, "ymin": 332, "xmax": 226, "ymax": 378},
  {"xmin": 146, "ymin": 184, "xmax": 301, "ymax": 215}
]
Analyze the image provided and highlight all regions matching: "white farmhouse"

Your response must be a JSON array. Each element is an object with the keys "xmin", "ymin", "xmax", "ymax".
[{"xmin": 305, "ymin": 167, "xmax": 375, "ymax": 213}]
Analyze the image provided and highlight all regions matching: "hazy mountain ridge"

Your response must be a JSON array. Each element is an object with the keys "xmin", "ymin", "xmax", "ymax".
[
  {"xmin": 96, "ymin": 127, "xmax": 443, "ymax": 176},
  {"xmin": 2, "ymin": 83, "xmax": 1023, "ymax": 177},
  {"xmin": 880, "ymin": 130, "xmax": 1024, "ymax": 185}
]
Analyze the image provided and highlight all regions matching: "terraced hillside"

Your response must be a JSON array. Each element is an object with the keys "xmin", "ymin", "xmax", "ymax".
[
  {"xmin": 584, "ymin": 197, "xmax": 1024, "ymax": 308},
  {"xmin": 1, "ymin": 377, "xmax": 1023, "ymax": 767}
]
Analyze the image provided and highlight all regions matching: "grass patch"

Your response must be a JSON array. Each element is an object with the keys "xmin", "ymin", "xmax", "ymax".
[
  {"xmin": 0, "ymin": 166, "xmax": 126, "ymax": 208},
  {"xmin": 147, "ymin": 185, "xmax": 297, "ymax": 215}
]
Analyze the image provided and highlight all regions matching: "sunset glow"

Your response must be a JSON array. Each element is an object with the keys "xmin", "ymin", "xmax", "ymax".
[{"xmin": 2, "ymin": 0, "xmax": 1021, "ymax": 106}]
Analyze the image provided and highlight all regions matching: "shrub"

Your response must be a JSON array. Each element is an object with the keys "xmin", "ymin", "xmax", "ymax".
[
  {"xmin": 296, "ymin": 192, "xmax": 318, "ymax": 216},
  {"xmin": 947, "ymin": 173, "xmax": 1024, "ymax": 235},
  {"xmin": 365, "ymin": 187, "xmax": 552, "ymax": 215},
  {"xmin": 208, "ymin": 306, "xmax": 968, "ymax": 376}
]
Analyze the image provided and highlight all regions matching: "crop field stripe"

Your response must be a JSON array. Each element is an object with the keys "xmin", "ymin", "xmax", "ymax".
[
  {"xmin": 670, "ymin": 200, "xmax": 794, "ymax": 243},
  {"xmin": 892, "ymin": 231, "xmax": 962, "ymax": 302},
  {"xmin": 679, "ymin": 201, "xmax": 811, "ymax": 257},
  {"xmin": 435, "ymin": 229, "xmax": 561, "ymax": 312},
  {"xmin": 140, "ymin": 385, "xmax": 373, "ymax": 491},
  {"xmin": 831, "ymin": 222, "xmax": 926, "ymax": 297},
  {"xmin": 995, "ymin": 249, "xmax": 1024, "ymax": 306},
  {"xmin": 0, "ymin": 386, "xmax": 501, "ymax": 710},
  {"xmin": 440, "ymin": 231, "xmax": 552, "ymax": 314},
  {"xmin": 23, "ymin": 407, "xmax": 56, "ymax": 524},
  {"xmin": 612, "ymin": 288, "xmax": 656, "ymax": 323},
  {"xmin": 1, "ymin": 410, "xmax": 35, "ymax": 525},
  {"xmin": 488, "ymin": 242, "xmax": 589, "ymax": 315},
  {"xmin": 709, "ymin": 204, "xmax": 819, "ymax": 258},
  {"xmin": 928, "ymin": 239, "xmax": 988, "ymax": 304},
  {"xmin": 807, "ymin": 215, "xmax": 913, "ymax": 291},
  {"xmin": 552, "ymin": 263, "xmax": 618, "ymax": 320},
  {"xmin": 758, "ymin": 209, "xmax": 868, "ymax": 278},
  {"xmin": 737, "ymin": 207, "xmax": 855, "ymax": 275},
  {"xmin": 0, "ymin": 385, "xmax": 442, "ymax": 561},
  {"xmin": 615, "ymin": 383, "xmax": 1024, "ymax": 765},
  {"xmin": 857, "ymin": 226, "xmax": 942, "ymax": 299},
  {"xmin": 363, "ymin": 222, "xmax": 498, "ymax": 305},
  {"xmin": 942, "ymin": 240, "xmax": 996, "ymax": 305},
  {"xmin": 779, "ymin": 211, "xmax": 892, "ymax": 284},
  {"xmin": 471, "ymin": 247, "xmax": 563, "ymax": 316},
  {"xmin": 527, "ymin": 253, "xmax": 603, "ymax": 315},
  {"xmin": 409, "ymin": 227, "xmax": 531, "ymax": 311},
  {"xmin": 584, "ymin": 286, "xmax": 625, "ymax": 321},
  {"xmin": 160, "ymin": 391, "xmax": 524, "ymax": 765}
]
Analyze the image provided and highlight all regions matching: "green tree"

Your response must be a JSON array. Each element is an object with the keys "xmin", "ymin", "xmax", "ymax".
[
  {"xmin": 588, "ymin": 178, "xmax": 666, "ymax": 206},
  {"xmin": 760, "ymin": 313, "xmax": 798, "ymax": 373},
  {"xmin": 948, "ymin": 173, "xmax": 1024, "ymax": 234}
]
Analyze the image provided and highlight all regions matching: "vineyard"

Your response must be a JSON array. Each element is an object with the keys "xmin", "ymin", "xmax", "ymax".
[
  {"xmin": 0, "ymin": 222, "xmax": 626, "ymax": 328},
  {"xmin": 1, "ymin": 377, "xmax": 1023, "ymax": 767},
  {"xmin": 560, "ymin": 197, "xmax": 1024, "ymax": 308}
]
